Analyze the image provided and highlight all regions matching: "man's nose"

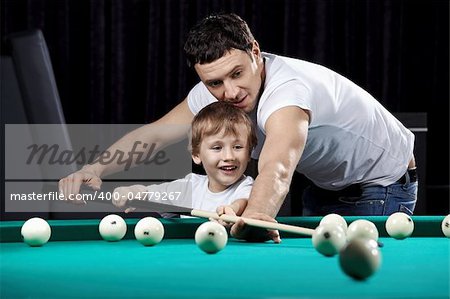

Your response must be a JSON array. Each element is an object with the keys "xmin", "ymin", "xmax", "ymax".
[{"xmin": 223, "ymin": 81, "xmax": 239, "ymax": 101}]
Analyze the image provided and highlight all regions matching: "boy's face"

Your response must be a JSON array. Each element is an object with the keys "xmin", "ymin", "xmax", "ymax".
[
  {"xmin": 192, "ymin": 128, "xmax": 250, "ymax": 193},
  {"xmin": 194, "ymin": 43, "xmax": 264, "ymax": 113}
]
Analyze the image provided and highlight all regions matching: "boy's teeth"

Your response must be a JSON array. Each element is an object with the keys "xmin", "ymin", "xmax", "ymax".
[{"xmin": 221, "ymin": 166, "xmax": 237, "ymax": 170}]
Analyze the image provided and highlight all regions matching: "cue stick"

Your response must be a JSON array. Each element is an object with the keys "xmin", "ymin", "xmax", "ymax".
[
  {"xmin": 43, "ymin": 183, "xmax": 315, "ymax": 236},
  {"xmin": 191, "ymin": 209, "xmax": 315, "ymax": 236}
]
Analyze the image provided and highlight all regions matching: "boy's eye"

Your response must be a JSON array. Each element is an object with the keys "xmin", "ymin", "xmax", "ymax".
[
  {"xmin": 211, "ymin": 146, "xmax": 222, "ymax": 151},
  {"xmin": 233, "ymin": 145, "xmax": 244, "ymax": 150}
]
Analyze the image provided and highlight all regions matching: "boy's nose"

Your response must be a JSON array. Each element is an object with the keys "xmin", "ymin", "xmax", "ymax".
[{"xmin": 222, "ymin": 147, "xmax": 235, "ymax": 160}]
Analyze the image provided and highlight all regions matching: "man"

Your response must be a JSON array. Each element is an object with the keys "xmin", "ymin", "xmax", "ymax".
[{"xmin": 60, "ymin": 13, "xmax": 417, "ymax": 242}]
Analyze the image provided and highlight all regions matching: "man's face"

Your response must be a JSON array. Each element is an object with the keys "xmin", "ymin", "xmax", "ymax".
[{"xmin": 194, "ymin": 45, "xmax": 264, "ymax": 113}]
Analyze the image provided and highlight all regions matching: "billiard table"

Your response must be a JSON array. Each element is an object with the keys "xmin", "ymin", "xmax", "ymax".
[{"xmin": 1, "ymin": 216, "xmax": 449, "ymax": 298}]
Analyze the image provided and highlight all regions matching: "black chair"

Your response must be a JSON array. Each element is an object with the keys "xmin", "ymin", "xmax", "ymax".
[
  {"xmin": 7, "ymin": 29, "xmax": 67, "ymax": 124},
  {"xmin": 1, "ymin": 30, "xmax": 75, "ymax": 220}
]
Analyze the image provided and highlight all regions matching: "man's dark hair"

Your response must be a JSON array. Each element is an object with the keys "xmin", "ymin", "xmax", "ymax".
[{"xmin": 184, "ymin": 13, "xmax": 255, "ymax": 67}]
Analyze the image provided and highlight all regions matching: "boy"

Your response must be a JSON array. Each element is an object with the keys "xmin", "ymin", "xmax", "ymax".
[{"xmin": 112, "ymin": 101, "xmax": 256, "ymax": 217}]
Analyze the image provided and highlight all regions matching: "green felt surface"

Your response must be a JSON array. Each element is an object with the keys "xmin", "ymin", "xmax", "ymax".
[{"xmin": 1, "ymin": 217, "xmax": 449, "ymax": 298}]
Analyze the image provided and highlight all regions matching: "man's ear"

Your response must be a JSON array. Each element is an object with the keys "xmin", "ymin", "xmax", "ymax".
[
  {"xmin": 192, "ymin": 154, "xmax": 202, "ymax": 165},
  {"xmin": 252, "ymin": 40, "xmax": 261, "ymax": 57}
]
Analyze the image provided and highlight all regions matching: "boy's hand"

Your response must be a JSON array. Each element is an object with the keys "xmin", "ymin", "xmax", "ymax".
[
  {"xmin": 112, "ymin": 185, "xmax": 147, "ymax": 211},
  {"xmin": 214, "ymin": 205, "xmax": 237, "ymax": 228}
]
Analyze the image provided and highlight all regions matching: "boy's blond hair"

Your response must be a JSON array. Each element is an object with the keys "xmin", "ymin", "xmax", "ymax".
[{"xmin": 190, "ymin": 102, "xmax": 257, "ymax": 156}]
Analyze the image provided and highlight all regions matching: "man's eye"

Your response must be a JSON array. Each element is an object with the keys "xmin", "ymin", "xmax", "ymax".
[
  {"xmin": 208, "ymin": 81, "xmax": 222, "ymax": 88},
  {"xmin": 232, "ymin": 71, "xmax": 242, "ymax": 78}
]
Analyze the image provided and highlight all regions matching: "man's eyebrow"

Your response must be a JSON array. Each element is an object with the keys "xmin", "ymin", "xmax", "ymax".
[{"xmin": 205, "ymin": 65, "xmax": 243, "ymax": 84}]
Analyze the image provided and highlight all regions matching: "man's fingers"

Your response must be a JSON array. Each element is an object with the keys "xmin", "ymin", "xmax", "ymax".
[
  {"xmin": 268, "ymin": 229, "xmax": 281, "ymax": 243},
  {"xmin": 230, "ymin": 216, "xmax": 282, "ymax": 243},
  {"xmin": 230, "ymin": 219, "xmax": 247, "ymax": 239},
  {"xmin": 58, "ymin": 175, "xmax": 80, "ymax": 201},
  {"xmin": 59, "ymin": 172, "xmax": 101, "ymax": 205}
]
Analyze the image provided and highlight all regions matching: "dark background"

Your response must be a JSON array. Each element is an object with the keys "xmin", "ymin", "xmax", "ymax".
[{"xmin": 1, "ymin": 0, "xmax": 449, "ymax": 216}]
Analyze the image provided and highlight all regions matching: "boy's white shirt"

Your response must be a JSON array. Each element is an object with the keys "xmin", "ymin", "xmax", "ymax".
[{"xmin": 146, "ymin": 173, "xmax": 253, "ymax": 212}]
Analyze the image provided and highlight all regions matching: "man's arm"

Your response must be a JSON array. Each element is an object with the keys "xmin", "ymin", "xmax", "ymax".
[
  {"xmin": 231, "ymin": 106, "xmax": 309, "ymax": 240},
  {"xmin": 59, "ymin": 98, "xmax": 194, "ymax": 198}
]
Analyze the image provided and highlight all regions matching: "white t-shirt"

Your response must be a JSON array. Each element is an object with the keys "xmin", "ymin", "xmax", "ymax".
[
  {"xmin": 146, "ymin": 173, "xmax": 253, "ymax": 211},
  {"xmin": 187, "ymin": 52, "xmax": 414, "ymax": 190}
]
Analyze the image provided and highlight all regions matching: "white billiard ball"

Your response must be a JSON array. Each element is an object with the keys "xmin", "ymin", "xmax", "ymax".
[
  {"xmin": 312, "ymin": 224, "xmax": 346, "ymax": 257},
  {"xmin": 442, "ymin": 214, "xmax": 450, "ymax": 238},
  {"xmin": 99, "ymin": 214, "xmax": 127, "ymax": 241},
  {"xmin": 195, "ymin": 221, "xmax": 228, "ymax": 254},
  {"xmin": 21, "ymin": 217, "xmax": 51, "ymax": 246},
  {"xmin": 347, "ymin": 219, "xmax": 379, "ymax": 242},
  {"xmin": 319, "ymin": 213, "xmax": 348, "ymax": 233},
  {"xmin": 134, "ymin": 217, "xmax": 164, "ymax": 246},
  {"xmin": 385, "ymin": 212, "xmax": 414, "ymax": 239},
  {"xmin": 339, "ymin": 238, "xmax": 381, "ymax": 280}
]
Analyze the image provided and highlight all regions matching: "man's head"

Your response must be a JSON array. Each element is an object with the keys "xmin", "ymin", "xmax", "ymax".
[
  {"xmin": 184, "ymin": 13, "xmax": 265, "ymax": 113},
  {"xmin": 189, "ymin": 101, "xmax": 257, "ymax": 192},
  {"xmin": 184, "ymin": 13, "xmax": 255, "ymax": 67}
]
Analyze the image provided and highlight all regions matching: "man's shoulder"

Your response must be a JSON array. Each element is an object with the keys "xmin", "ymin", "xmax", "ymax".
[
  {"xmin": 263, "ymin": 52, "xmax": 306, "ymax": 67},
  {"xmin": 263, "ymin": 52, "xmax": 306, "ymax": 84}
]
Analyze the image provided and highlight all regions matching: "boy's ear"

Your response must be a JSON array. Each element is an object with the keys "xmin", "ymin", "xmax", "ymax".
[{"xmin": 192, "ymin": 154, "xmax": 202, "ymax": 165}]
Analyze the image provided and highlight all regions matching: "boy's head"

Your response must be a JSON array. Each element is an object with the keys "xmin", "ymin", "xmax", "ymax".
[
  {"xmin": 189, "ymin": 101, "xmax": 257, "ymax": 192},
  {"xmin": 184, "ymin": 13, "xmax": 255, "ymax": 68},
  {"xmin": 190, "ymin": 101, "xmax": 257, "ymax": 157}
]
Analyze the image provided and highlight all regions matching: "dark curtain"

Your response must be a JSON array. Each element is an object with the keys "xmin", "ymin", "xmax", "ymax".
[{"xmin": 1, "ymin": 0, "xmax": 449, "ymax": 205}]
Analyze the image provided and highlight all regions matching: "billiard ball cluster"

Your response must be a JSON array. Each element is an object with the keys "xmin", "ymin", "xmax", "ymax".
[
  {"xmin": 312, "ymin": 214, "xmax": 382, "ymax": 280},
  {"xmin": 98, "ymin": 215, "xmax": 228, "ymax": 252},
  {"xmin": 311, "ymin": 212, "xmax": 450, "ymax": 281},
  {"xmin": 98, "ymin": 214, "xmax": 165, "ymax": 245},
  {"xmin": 18, "ymin": 213, "xmax": 450, "ymax": 264},
  {"xmin": 98, "ymin": 215, "xmax": 227, "ymax": 252},
  {"xmin": 20, "ymin": 214, "xmax": 228, "ymax": 253}
]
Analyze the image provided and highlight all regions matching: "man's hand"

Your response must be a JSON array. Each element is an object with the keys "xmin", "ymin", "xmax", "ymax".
[
  {"xmin": 230, "ymin": 212, "xmax": 281, "ymax": 243},
  {"xmin": 58, "ymin": 166, "xmax": 102, "ymax": 204}
]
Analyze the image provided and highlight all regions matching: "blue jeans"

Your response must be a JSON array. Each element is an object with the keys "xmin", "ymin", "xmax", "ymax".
[{"xmin": 302, "ymin": 181, "xmax": 418, "ymax": 216}]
